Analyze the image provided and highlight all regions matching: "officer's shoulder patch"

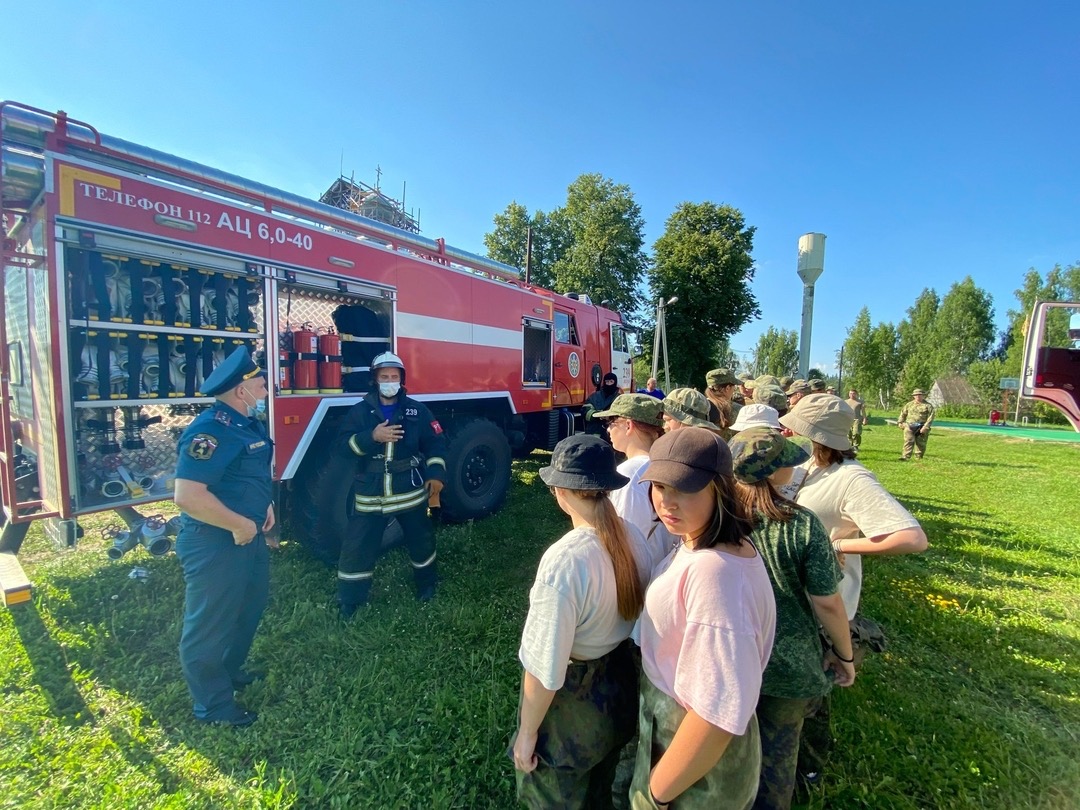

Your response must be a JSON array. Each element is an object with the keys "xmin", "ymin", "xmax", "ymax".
[
  {"xmin": 188, "ymin": 434, "xmax": 219, "ymax": 460},
  {"xmin": 214, "ymin": 410, "xmax": 232, "ymax": 426}
]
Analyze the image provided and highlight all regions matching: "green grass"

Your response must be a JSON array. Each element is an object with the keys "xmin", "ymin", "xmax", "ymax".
[{"xmin": 1, "ymin": 424, "xmax": 1078, "ymax": 808}]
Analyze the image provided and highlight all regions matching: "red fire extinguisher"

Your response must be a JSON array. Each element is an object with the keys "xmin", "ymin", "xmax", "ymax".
[
  {"xmin": 278, "ymin": 332, "xmax": 292, "ymax": 394},
  {"xmin": 318, "ymin": 329, "xmax": 343, "ymax": 393},
  {"xmin": 291, "ymin": 323, "xmax": 319, "ymax": 394}
]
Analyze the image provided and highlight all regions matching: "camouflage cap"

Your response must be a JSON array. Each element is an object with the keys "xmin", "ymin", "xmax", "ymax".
[
  {"xmin": 808, "ymin": 378, "xmax": 827, "ymax": 392},
  {"xmin": 779, "ymin": 376, "xmax": 794, "ymax": 389},
  {"xmin": 779, "ymin": 392, "xmax": 855, "ymax": 451},
  {"xmin": 912, "ymin": 388, "xmax": 926, "ymax": 396},
  {"xmin": 662, "ymin": 388, "xmax": 718, "ymax": 430},
  {"xmin": 729, "ymin": 427, "xmax": 811, "ymax": 484},
  {"xmin": 739, "ymin": 373, "xmax": 755, "ymax": 386},
  {"xmin": 786, "ymin": 379, "xmax": 811, "ymax": 396},
  {"xmin": 752, "ymin": 374, "xmax": 780, "ymax": 390},
  {"xmin": 753, "ymin": 384, "xmax": 789, "ymax": 411},
  {"xmin": 706, "ymin": 368, "xmax": 741, "ymax": 388},
  {"xmin": 592, "ymin": 393, "xmax": 664, "ymax": 427}
]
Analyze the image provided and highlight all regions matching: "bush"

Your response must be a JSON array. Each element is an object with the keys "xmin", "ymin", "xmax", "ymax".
[{"xmin": 933, "ymin": 403, "xmax": 988, "ymax": 420}]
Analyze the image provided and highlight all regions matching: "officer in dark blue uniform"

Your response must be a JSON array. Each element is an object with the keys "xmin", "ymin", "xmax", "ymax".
[{"xmin": 173, "ymin": 347, "xmax": 274, "ymax": 727}]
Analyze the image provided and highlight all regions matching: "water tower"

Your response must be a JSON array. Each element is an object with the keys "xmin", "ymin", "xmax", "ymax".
[{"xmin": 796, "ymin": 233, "xmax": 827, "ymax": 380}]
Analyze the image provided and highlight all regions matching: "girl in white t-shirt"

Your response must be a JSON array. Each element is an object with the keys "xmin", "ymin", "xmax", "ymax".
[
  {"xmin": 635, "ymin": 428, "xmax": 777, "ymax": 809},
  {"xmin": 593, "ymin": 392, "xmax": 674, "ymax": 573},
  {"xmin": 512, "ymin": 434, "xmax": 649, "ymax": 808}
]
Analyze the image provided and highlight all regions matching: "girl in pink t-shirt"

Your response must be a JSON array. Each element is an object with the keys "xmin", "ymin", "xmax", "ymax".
[{"xmin": 635, "ymin": 428, "xmax": 776, "ymax": 809}]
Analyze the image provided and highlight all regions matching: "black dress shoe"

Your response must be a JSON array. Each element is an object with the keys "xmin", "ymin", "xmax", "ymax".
[
  {"xmin": 196, "ymin": 708, "xmax": 258, "ymax": 728},
  {"xmin": 231, "ymin": 670, "xmax": 266, "ymax": 690}
]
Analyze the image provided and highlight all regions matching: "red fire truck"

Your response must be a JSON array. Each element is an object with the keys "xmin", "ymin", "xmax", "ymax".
[
  {"xmin": 0, "ymin": 101, "xmax": 634, "ymax": 601},
  {"xmin": 1021, "ymin": 300, "xmax": 1080, "ymax": 431}
]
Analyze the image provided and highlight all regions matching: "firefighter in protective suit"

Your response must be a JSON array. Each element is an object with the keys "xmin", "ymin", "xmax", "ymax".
[{"xmin": 334, "ymin": 352, "xmax": 447, "ymax": 616}]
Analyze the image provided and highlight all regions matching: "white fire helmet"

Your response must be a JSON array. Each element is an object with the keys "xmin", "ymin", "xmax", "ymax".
[{"xmin": 371, "ymin": 351, "xmax": 406, "ymax": 382}]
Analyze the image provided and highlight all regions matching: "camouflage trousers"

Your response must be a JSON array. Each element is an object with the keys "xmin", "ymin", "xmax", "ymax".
[
  {"xmin": 901, "ymin": 427, "xmax": 929, "ymax": 459},
  {"xmin": 629, "ymin": 676, "xmax": 760, "ymax": 810},
  {"xmin": 848, "ymin": 422, "xmax": 863, "ymax": 448},
  {"xmin": 752, "ymin": 694, "xmax": 822, "ymax": 810},
  {"xmin": 797, "ymin": 616, "xmax": 888, "ymax": 782},
  {"xmin": 514, "ymin": 640, "xmax": 638, "ymax": 809}
]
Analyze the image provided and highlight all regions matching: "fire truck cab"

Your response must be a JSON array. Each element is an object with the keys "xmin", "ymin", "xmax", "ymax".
[
  {"xmin": 0, "ymin": 101, "xmax": 633, "ymax": 593},
  {"xmin": 1021, "ymin": 300, "xmax": 1080, "ymax": 431}
]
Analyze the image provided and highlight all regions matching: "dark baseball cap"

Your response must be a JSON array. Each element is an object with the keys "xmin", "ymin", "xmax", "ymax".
[{"xmin": 641, "ymin": 427, "xmax": 732, "ymax": 493}]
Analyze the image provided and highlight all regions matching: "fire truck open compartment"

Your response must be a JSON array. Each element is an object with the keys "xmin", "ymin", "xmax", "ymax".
[{"xmin": 0, "ymin": 101, "xmax": 634, "ymax": 586}]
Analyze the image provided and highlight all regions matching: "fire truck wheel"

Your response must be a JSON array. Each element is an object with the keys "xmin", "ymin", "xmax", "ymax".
[{"xmin": 440, "ymin": 419, "xmax": 511, "ymax": 523}]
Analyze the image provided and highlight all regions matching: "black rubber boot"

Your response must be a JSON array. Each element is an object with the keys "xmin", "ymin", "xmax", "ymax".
[
  {"xmin": 338, "ymin": 578, "xmax": 372, "ymax": 618},
  {"xmin": 414, "ymin": 562, "xmax": 438, "ymax": 603}
]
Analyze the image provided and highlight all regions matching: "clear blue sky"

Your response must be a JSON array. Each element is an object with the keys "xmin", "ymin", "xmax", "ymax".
[{"xmin": 6, "ymin": 2, "xmax": 1079, "ymax": 374}]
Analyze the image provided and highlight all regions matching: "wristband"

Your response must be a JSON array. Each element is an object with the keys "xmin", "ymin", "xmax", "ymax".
[
  {"xmin": 831, "ymin": 538, "xmax": 843, "ymax": 553},
  {"xmin": 831, "ymin": 645, "xmax": 855, "ymax": 663}
]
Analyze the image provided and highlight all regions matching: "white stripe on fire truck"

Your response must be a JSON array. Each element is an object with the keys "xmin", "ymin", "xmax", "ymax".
[{"xmin": 396, "ymin": 313, "xmax": 521, "ymax": 350}]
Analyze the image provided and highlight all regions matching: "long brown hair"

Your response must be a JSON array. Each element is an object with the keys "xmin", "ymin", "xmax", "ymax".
[
  {"xmin": 811, "ymin": 442, "xmax": 857, "ymax": 468},
  {"xmin": 734, "ymin": 479, "xmax": 796, "ymax": 523},
  {"xmin": 575, "ymin": 490, "xmax": 645, "ymax": 620},
  {"xmin": 692, "ymin": 474, "xmax": 756, "ymax": 550}
]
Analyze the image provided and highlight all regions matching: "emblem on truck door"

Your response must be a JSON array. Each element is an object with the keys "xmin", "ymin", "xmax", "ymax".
[{"xmin": 568, "ymin": 352, "xmax": 580, "ymax": 378}]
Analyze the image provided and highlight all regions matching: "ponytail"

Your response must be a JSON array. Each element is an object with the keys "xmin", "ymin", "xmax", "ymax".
[{"xmin": 580, "ymin": 491, "xmax": 645, "ymax": 621}]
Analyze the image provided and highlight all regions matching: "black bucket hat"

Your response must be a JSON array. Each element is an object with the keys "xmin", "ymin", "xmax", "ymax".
[{"xmin": 539, "ymin": 434, "xmax": 630, "ymax": 491}]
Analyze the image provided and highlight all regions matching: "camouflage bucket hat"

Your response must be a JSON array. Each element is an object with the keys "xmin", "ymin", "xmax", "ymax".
[
  {"xmin": 779, "ymin": 393, "xmax": 855, "ymax": 451},
  {"xmin": 912, "ymin": 388, "xmax": 926, "ymax": 396},
  {"xmin": 593, "ymin": 393, "xmax": 664, "ymax": 427},
  {"xmin": 753, "ymin": 384, "xmax": 789, "ymax": 411},
  {"xmin": 706, "ymin": 368, "xmax": 741, "ymax": 388},
  {"xmin": 808, "ymin": 378, "xmax": 827, "ymax": 392},
  {"xmin": 729, "ymin": 427, "xmax": 810, "ymax": 484},
  {"xmin": 785, "ymin": 379, "xmax": 811, "ymax": 396},
  {"xmin": 662, "ymin": 388, "xmax": 716, "ymax": 429}
]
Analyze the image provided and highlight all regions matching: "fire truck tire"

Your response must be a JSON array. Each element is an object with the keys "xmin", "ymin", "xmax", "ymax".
[
  {"xmin": 440, "ymin": 419, "xmax": 511, "ymax": 523},
  {"xmin": 291, "ymin": 447, "xmax": 404, "ymax": 566}
]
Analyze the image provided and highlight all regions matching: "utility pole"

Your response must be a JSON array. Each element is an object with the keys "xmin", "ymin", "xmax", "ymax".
[{"xmin": 651, "ymin": 296, "xmax": 678, "ymax": 392}]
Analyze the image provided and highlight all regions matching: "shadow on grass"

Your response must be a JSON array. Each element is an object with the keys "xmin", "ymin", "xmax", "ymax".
[
  {"xmin": 9, "ymin": 607, "xmax": 90, "ymax": 724},
  {"xmin": 10, "ymin": 599, "xmax": 193, "ymax": 797}
]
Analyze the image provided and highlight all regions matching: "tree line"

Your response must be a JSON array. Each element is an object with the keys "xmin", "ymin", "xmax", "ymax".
[
  {"xmin": 483, "ymin": 174, "xmax": 760, "ymax": 387},
  {"xmin": 841, "ymin": 265, "xmax": 1080, "ymax": 412}
]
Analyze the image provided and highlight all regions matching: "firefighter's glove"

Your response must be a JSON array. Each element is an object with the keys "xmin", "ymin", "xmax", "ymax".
[{"xmin": 426, "ymin": 479, "xmax": 444, "ymax": 498}]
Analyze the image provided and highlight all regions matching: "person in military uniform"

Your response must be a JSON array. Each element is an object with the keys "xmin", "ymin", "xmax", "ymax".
[
  {"xmin": 737, "ymin": 373, "xmax": 755, "ymax": 406},
  {"xmin": 173, "ymin": 347, "xmax": 274, "ymax": 727},
  {"xmin": 705, "ymin": 368, "xmax": 742, "ymax": 438},
  {"xmin": 662, "ymin": 388, "xmax": 724, "ymax": 434},
  {"xmin": 785, "ymin": 379, "xmax": 811, "ymax": 410},
  {"xmin": 808, "ymin": 378, "xmax": 826, "ymax": 393},
  {"xmin": 334, "ymin": 352, "xmax": 447, "ymax": 615},
  {"xmin": 898, "ymin": 388, "xmax": 935, "ymax": 460},
  {"xmin": 753, "ymin": 383, "xmax": 790, "ymax": 418},
  {"xmin": 583, "ymin": 372, "xmax": 621, "ymax": 437},
  {"xmin": 845, "ymin": 389, "xmax": 868, "ymax": 450}
]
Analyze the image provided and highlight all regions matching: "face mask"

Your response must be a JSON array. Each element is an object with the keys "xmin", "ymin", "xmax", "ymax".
[
  {"xmin": 254, "ymin": 399, "xmax": 267, "ymax": 419},
  {"xmin": 378, "ymin": 381, "xmax": 401, "ymax": 398},
  {"xmin": 239, "ymin": 388, "xmax": 262, "ymax": 418}
]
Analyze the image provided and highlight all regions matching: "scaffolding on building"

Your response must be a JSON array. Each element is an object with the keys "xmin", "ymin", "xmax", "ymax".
[{"xmin": 319, "ymin": 170, "xmax": 421, "ymax": 234}]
